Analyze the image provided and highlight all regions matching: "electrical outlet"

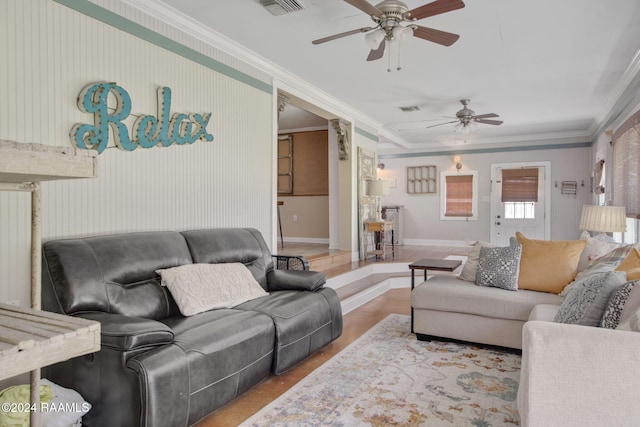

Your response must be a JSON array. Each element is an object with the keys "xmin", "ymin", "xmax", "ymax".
[{"xmin": 293, "ymin": 215, "xmax": 298, "ymax": 222}]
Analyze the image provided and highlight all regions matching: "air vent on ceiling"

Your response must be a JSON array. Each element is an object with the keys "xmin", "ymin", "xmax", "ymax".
[
  {"xmin": 257, "ymin": 0, "xmax": 306, "ymax": 16},
  {"xmin": 399, "ymin": 106, "xmax": 420, "ymax": 112}
]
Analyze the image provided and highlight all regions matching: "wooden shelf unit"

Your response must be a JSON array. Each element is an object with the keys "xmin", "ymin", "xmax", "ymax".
[
  {"xmin": 0, "ymin": 139, "xmax": 99, "ymax": 426},
  {"xmin": 0, "ymin": 303, "xmax": 100, "ymax": 381}
]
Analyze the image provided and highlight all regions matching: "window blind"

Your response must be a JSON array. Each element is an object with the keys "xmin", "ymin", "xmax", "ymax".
[
  {"xmin": 593, "ymin": 160, "xmax": 605, "ymax": 195},
  {"xmin": 445, "ymin": 174, "xmax": 473, "ymax": 217},
  {"xmin": 612, "ymin": 109, "xmax": 640, "ymax": 218},
  {"xmin": 501, "ymin": 168, "xmax": 539, "ymax": 202}
]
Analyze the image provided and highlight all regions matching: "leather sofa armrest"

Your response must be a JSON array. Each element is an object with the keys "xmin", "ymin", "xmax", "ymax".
[
  {"xmin": 266, "ymin": 269, "xmax": 326, "ymax": 292},
  {"xmin": 79, "ymin": 312, "xmax": 174, "ymax": 351}
]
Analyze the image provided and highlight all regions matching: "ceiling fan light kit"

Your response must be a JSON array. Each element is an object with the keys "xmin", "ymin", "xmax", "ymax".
[
  {"xmin": 365, "ymin": 29, "xmax": 385, "ymax": 49},
  {"xmin": 312, "ymin": 0, "xmax": 465, "ymax": 68}
]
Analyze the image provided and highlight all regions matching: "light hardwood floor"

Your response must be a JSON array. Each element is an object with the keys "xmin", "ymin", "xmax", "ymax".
[{"xmin": 195, "ymin": 244, "xmax": 468, "ymax": 427}]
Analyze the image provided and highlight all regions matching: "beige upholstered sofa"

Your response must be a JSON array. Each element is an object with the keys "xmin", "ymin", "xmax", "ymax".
[
  {"xmin": 411, "ymin": 275, "xmax": 561, "ymax": 348},
  {"xmin": 411, "ymin": 233, "xmax": 640, "ymax": 427}
]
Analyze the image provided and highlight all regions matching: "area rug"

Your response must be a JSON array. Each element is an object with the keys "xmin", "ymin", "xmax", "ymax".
[{"xmin": 241, "ymin": 314, "xmax": 521, "ymax": 427}]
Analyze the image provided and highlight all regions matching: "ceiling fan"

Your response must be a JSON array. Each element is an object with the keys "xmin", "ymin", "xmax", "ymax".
[
  {"xmin": 311, "ymin": 0, "xmax": 465, "ymax": 62},
  {"xmin": 393, "ymin": 99, "xmax": 503, "ymax": 132}
]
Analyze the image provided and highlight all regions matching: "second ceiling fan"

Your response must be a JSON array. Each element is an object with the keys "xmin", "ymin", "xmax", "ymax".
[
  {"xmin": 312, "ymin": 0, "xmax": 465, "ymax": 62},
  {"xmin": 392, "ymin": 99, "xmax": 504, "ymax": 132}
]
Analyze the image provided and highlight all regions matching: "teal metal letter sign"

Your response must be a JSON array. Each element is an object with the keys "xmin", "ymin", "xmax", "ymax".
[{"xmin": 71, "ymin": 83, "xmax": 214, "ymax": 154}]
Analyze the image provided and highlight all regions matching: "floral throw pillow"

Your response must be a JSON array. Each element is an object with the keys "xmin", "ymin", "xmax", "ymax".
[{"xmin": 475, "ymin": 238, "xmax": 522, "ymax": 291}]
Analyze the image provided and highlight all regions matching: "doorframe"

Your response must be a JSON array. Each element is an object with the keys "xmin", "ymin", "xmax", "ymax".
[{"xmin": 490, "ymin": 161, "xmax": 551, "ymax": 243}]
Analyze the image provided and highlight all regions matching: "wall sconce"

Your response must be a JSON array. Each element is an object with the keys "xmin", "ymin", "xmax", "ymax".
[
  {"xmin": 377, "ymin": 162, "xmax": 385, "ymax": 171},
  {"xmin": 453, "ymin": 156, "xmax": 462, "ymax": 172}
]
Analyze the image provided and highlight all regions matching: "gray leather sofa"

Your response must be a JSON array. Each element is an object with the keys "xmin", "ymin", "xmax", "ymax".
[{"xmin": 41, "ymin": 228, "xmax": 342, "ymax": 427}]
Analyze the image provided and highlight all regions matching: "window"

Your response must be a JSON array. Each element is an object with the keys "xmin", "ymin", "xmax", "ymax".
[
  {"xmin": 501, "ymin": 168, "xmax": 539, "ymax": 219},
  {"xmin": 440, "ymin": 171, "xmax": 478, "ymax": 220},
  {"xmin": 504, "ymin": 202, "xmax": 535, "ymax": 219},
  {"xmin": 612, "ymin": 109, "xmax": 640, "ymax": 244},
  {"xmin": 277, "ymin": 130, "xmax": 328, "ymax": 196},
  {"xmin": 612, "ymin": 109, "xmax": 640, "ymax": 218}
]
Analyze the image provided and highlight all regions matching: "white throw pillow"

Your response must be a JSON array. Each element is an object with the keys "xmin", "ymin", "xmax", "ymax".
[
  {"xmin": 577, "ymin": 234, "xmax": 621, "ymax": 272},
  {"xmin": 157, "ymin": 263, "xmax": 268, "ymax": 316},
  {"xmin": 458, "ymin": 241, "xmax": 495, "ymax": 282}
]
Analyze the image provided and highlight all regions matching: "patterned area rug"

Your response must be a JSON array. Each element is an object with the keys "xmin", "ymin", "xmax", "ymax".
[{"xmin": 241, "ymin": 314, "xmax": 521, "ymax": 427}]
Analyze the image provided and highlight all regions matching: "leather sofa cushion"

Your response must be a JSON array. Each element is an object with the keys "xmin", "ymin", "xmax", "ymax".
[
  {"xmin": 236, "ymin": 290, "xmax": 333, "ymax": 373},
  {"xmin": 82, "ymin": 312, "xmax": 174, "ymax": 350},
  {"xmin": 162, "ymin": 309, "xmax": 275, "ymax": 391},
  {"xmin": 42, "ymin": 232, "xmax": 192, "ymax": 316},
  {"xmin": 412, "ymin": 274, "xmax": 562, "ymax": 321},
  {"xmin": 181, "ymin": 228, "xmax": 273, "ymax": 289},
  {"xmin": 105, "ymin": 279, "xmax": 179, "ymax": 320}
]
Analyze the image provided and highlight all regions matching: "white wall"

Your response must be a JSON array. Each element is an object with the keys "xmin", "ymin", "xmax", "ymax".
[
  {"xmin": 0, "ymin": 0, "xmax": 273, "ymax": 306},
  {"xmin": 379, "ymin": 145, "xmax": 593, "ymax": 244}
]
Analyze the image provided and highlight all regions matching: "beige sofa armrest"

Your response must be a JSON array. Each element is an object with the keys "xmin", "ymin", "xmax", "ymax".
[{"xmin": 518, "ymin": 321, "xmax": 640, "ymax": 427}]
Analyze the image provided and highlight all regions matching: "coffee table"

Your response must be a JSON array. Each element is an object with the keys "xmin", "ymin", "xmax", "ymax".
[{"xmin": 408, "ymin": 258, "xmax": 462, "ymax": 333}]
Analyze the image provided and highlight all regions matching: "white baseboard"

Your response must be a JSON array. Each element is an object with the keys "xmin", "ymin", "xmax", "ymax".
[
  {"xmin": 282, "ymin": 237, "xmax": 330, "ymax": 244},
  {"xmin": 403, "ymin": 238, "xmax": 471, "ymax": 247}
]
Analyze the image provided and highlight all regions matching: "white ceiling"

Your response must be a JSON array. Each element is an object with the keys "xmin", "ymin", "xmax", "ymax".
[{"xmin": 154, "ymin": 0, "xmax": 640, "ymax": 151}]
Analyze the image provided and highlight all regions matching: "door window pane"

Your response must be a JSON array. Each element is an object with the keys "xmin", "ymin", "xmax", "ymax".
[{"xmin": 504, "ymin": 202, "xmax": 535, "ymax": 219}]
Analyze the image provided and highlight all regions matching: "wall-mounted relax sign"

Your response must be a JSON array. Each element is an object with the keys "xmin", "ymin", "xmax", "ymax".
[{"xmin": 71, "ymin": 82, "xmax": 214, "ymax": 154}]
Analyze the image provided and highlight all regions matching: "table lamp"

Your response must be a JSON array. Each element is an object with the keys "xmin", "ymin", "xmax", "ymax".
[
  {"xmin": 366, "ymin": 179, "xmax": 390, "ymax": 221},
  {"xmin": 579, "ymin": 205, "xmax": 626, "ymax": 235}
]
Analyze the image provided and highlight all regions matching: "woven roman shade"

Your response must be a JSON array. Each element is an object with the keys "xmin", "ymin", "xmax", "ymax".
[
  {"xmin": 612, "ymin": 109, "xmax": 640, "ymax": 218},
  {"xmin": 445, "ymin": 174, "xmax": 473, "ymax": 217},
  {"xmin": 501, "ymin": 168, "xmax": 539, "ymax": 202}
]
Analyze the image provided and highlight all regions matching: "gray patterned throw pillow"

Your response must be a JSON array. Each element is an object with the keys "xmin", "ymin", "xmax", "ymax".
[
  {"xmin": 554, "ymin": 271, "xmax": 627, "ymax": 326},
  {"xmin": 600, "ymin": 280, "xmax": 640, "ymax": 328},
  {"xmin": 475, "ymin": 239, "xmax": 522, "ymax": 291}
]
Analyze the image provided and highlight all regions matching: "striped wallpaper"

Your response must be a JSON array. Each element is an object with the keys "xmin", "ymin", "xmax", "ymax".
[{"xmin": 0, "ymin": 0, "xmax": 274, "ymax": 306}]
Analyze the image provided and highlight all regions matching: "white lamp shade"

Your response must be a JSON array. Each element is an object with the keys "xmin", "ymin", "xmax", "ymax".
[
  {"xmin": 366, "ymin": 179, "xmax": 390, "ymax": 197},
  {"xmin": 579, "ymin": 205, "xmax": 627, "ymax": 232},
  {"xmin": 392, "ymin": 25, "xmax": 413, "ymax": 41},
  {"xmin": 365, "ymin": 29, "xmax": 385, "ymax": 49}
]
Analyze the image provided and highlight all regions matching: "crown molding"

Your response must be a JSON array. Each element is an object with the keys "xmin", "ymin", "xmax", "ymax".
[
  {"xmin": 119, "ymin": 0, "xmax": 417, "ymax": 147},
  {"xmin": 590, "ymin": 47, "xmax": 640, "ymax": 137}
]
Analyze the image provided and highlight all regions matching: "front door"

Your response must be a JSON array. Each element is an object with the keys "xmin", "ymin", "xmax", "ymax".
[{"xmin": 490, "ymin": 162, "xmax": 550, "ymax": 245}]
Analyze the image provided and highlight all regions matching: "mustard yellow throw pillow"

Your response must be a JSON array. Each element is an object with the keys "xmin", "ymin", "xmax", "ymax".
[
  {"xmin": 616, "ymin": 248, "xmax": 640, "ymax": 281},
  {"xmin": 516, "ymin": 232, "xmax": 586, "ymax": 293}
]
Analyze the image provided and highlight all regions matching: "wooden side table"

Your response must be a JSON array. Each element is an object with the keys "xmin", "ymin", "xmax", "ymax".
[
  {"xmin": 408, "ymin": 258, "xmax": 462, "ymax": 333},
  {"xmin": 363, "ymin": 220, "xmax": 394, "ymax": 260}
]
